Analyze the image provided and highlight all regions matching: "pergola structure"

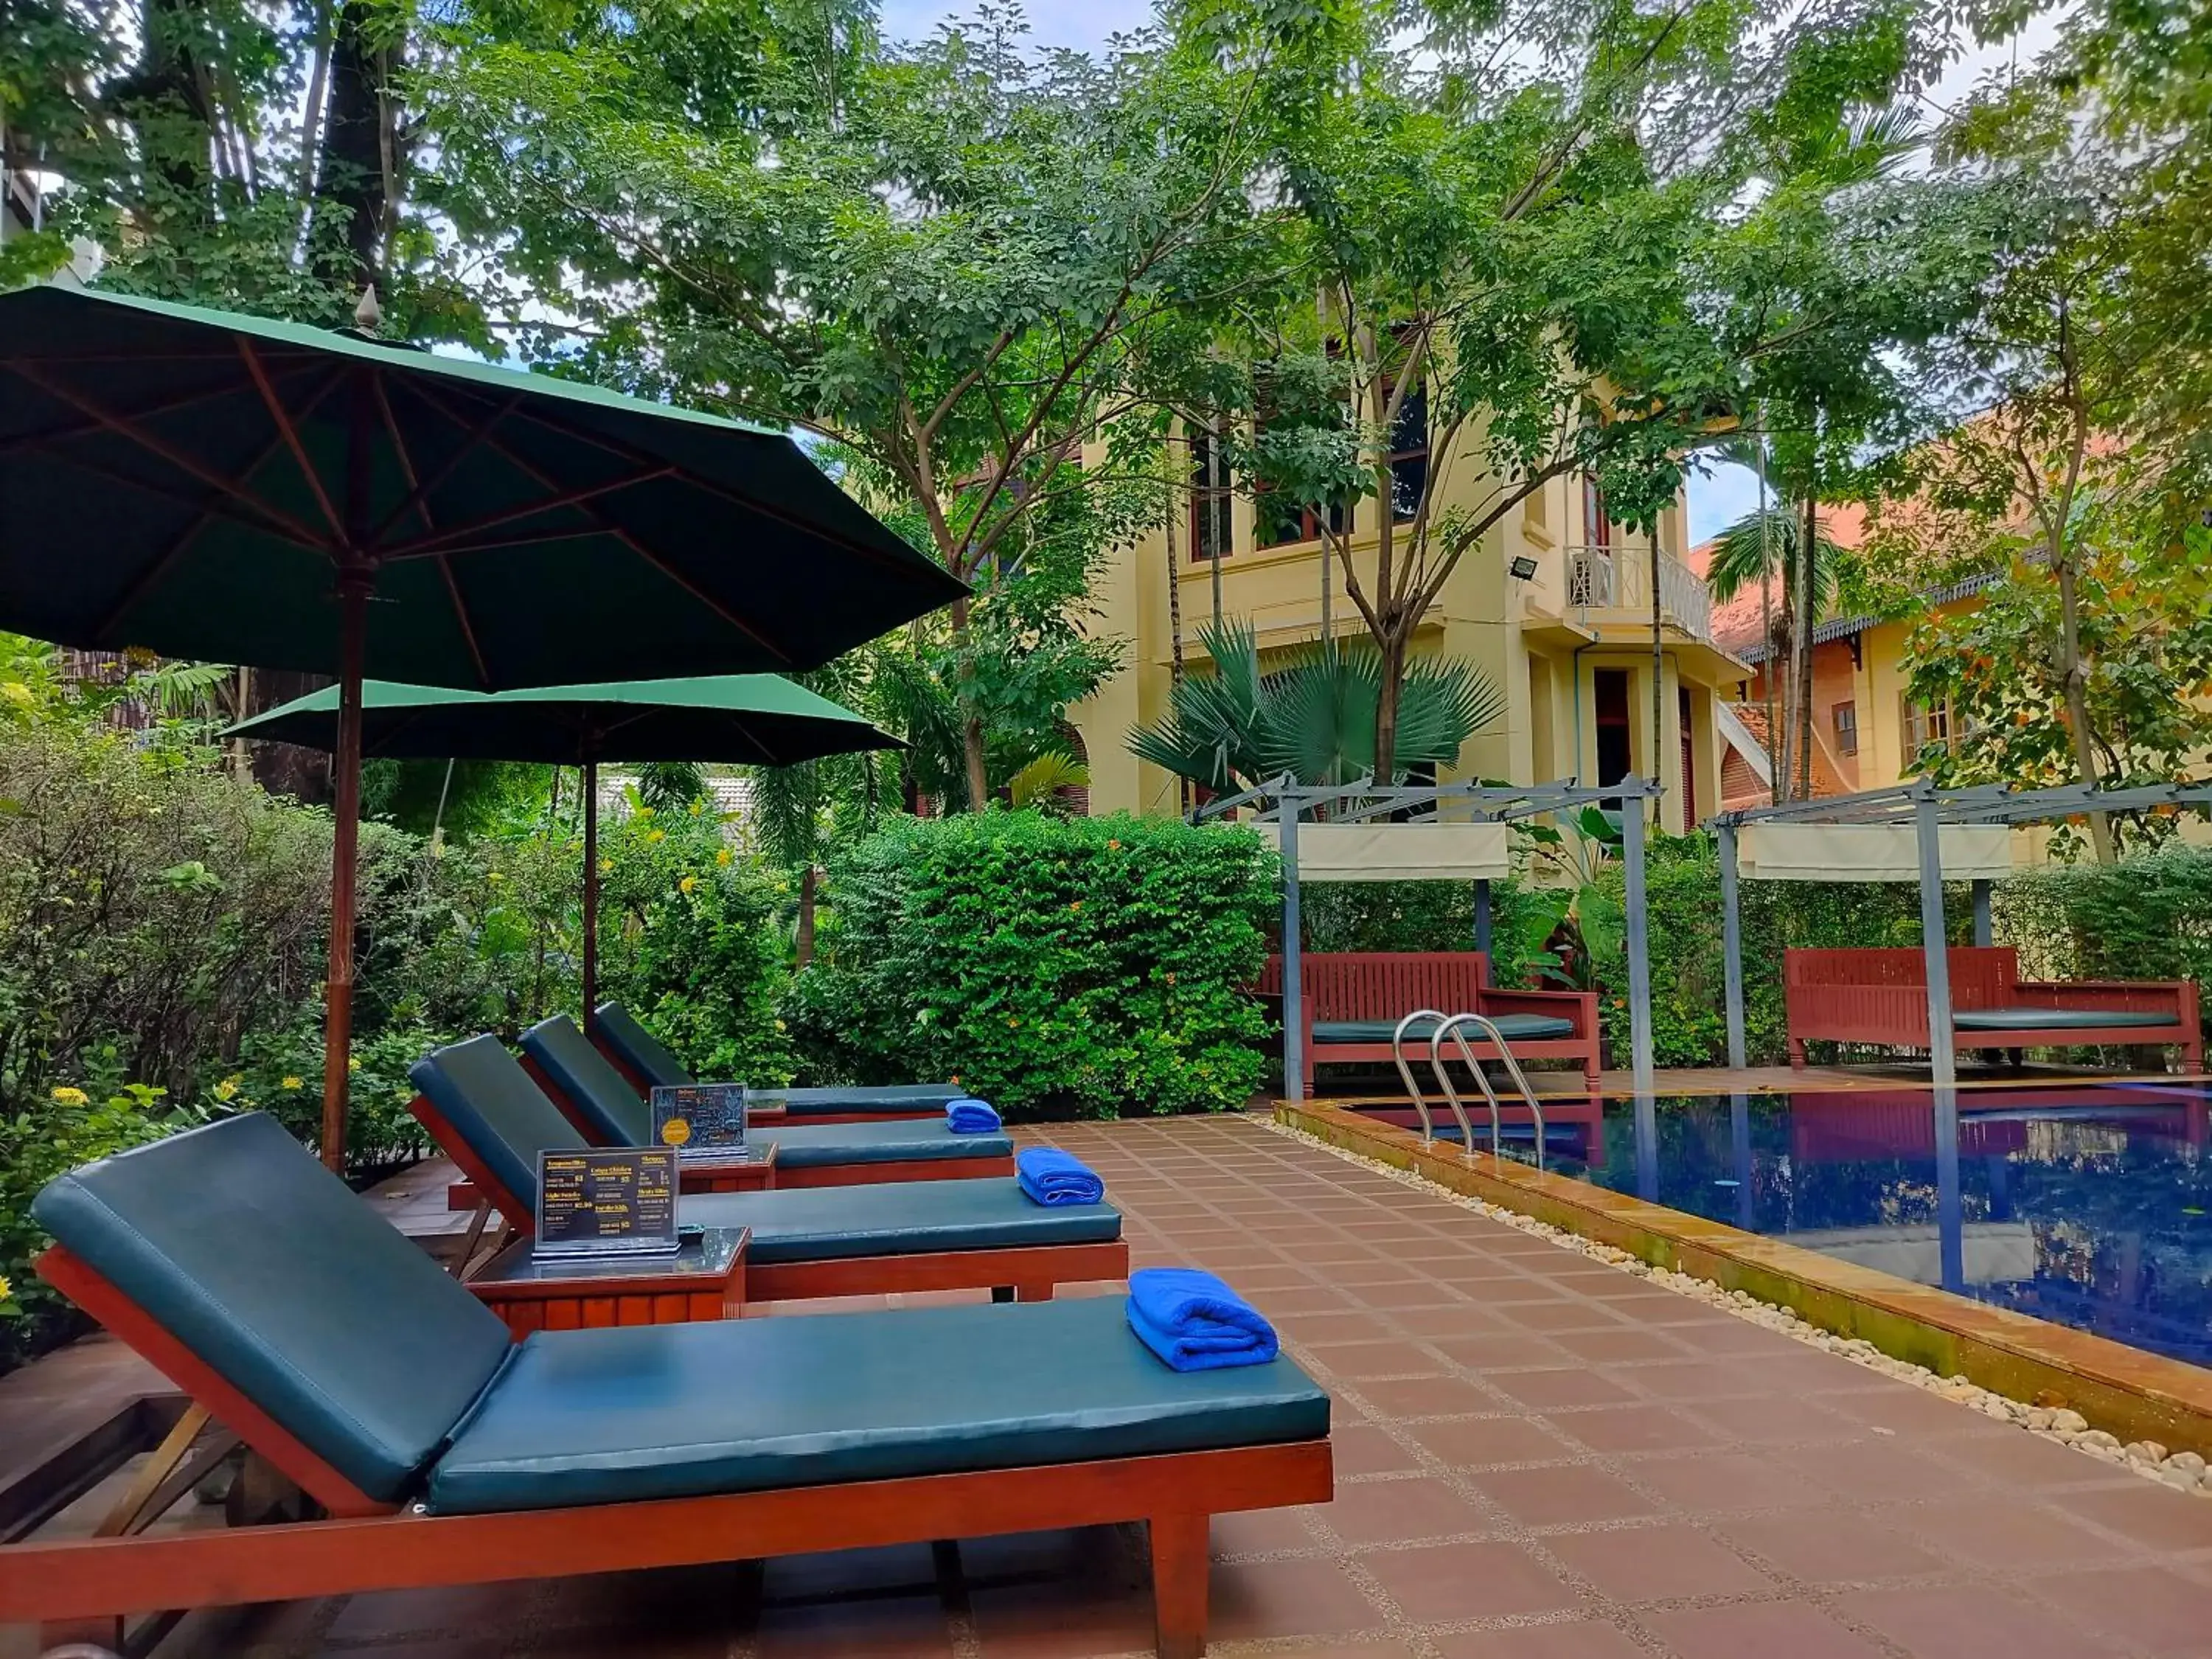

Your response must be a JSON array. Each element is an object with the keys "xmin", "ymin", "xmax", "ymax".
[
  {"xmin": 1196, "ymin": 775, "xmax": 1664, "ymax": 1099},
  {"xmin": 1713, "ymin": 777, "xmax": 2212, "ymax": 1288}
]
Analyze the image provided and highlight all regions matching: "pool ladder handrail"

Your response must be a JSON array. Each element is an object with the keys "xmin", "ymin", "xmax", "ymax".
[
  {"xmin": 1427, "ymin": 1012, "xmax": 1548, "ymax": 1171},
  {"xmin": 1391, "ymin": 1010, "xmax": 1469, "ymax": 1147}
]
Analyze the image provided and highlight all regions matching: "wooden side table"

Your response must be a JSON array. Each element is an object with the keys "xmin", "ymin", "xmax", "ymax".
[
  {"xmin": 467, "ymin": 1225, "xmax": 749, "ymax": 1338},
  {"xmin": 679, "ymin": 1139, "xmax": 779, "ymax": 1193}
]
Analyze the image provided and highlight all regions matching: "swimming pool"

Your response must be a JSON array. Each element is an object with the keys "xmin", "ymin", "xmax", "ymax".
[{"xmin": 1349, "ymin": 1084, "xmax": 2212, "ymax": 1366}]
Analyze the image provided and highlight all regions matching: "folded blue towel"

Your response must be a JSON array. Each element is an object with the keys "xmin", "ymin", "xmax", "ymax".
[
  {"xmin": 1126, "ymin": 1267, "xmax": 1279, "ymax": 1371},
  {"xmin": 1016, "ymin": 1146, "xmax": 1104, "ymax": 1206},
  {"xmin": 947, "ymin": 1096, "xmax": 1001, "ymax": 1134}
]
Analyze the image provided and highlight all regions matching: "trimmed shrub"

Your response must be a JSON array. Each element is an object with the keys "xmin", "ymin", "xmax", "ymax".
[{"xmin": 786, "ymin": 810, "xmax": 1275, "ymax": 1116}]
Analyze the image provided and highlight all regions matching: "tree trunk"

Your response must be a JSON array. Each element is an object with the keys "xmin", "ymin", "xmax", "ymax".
[
  {"xmin": 2053, "ymin": 552, "xmax": 2115, "ymax": 861},
  {"xmin": 1795, "ymin": 493, "xmax": 1817, "ymax": 799},
  {"xmin": 947, "ymin": 591, "xmax": 989, "ymax": 811},
  {"xmin": 314, "ymin": 0, "xmax": 392, "ymax": 296},
  {"xmin": 1166, "ymin": 482, "xmax": 1185, "ymax": 689},
  {"xmin": 795, "ymin": 864, "xmax": 818, "ymax": 967},
  {"xmin": 1374, "ymin": 629, "xmax": 1407, "ymax": 783}
]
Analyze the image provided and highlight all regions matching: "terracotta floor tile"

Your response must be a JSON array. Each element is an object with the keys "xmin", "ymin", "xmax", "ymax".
[
  {"xmin": 1548, "ymin": 1329, "xmax": 1693, "ymax": 1364},
  {"xmin": 756, "ymin": 1593, "xmax": 955, "ymax": 1659},
  {"xmin": 2059, "ymin": 1480, "xmax": 2212, "ymax": 1551},
  {"xmin": 1279, "ymin": 1310, "xmax": 1399, "ymax": 1346},
  {"xmin": 1352, "ymin": 1374, "xmax": 1498, "ymax": 1419},
  {"xmin": 1354, "ymin": 1278, "xmax": 1474, "ymax": 1311},
  {"xmin": 1545, "ymin": 1405, "xmax": 1721, "ymax": 1455},
  {"xmin": 1318, "ymin": 1476, "xmax": 1492, "ymax": 1544},
  {"xmin": 1641, "ymin": 1601, "xmax": 1888, "ymax": 1659},
  {"xmin": 1544, "ymin": 1524, "xmax": 1773, "ymax": 1602},
  {"xmin": 1360, "ymin": 1540, "xmax": 1581, "ymax": 1622},
  {"xmin": 1886, "ymin": 1496, "xmax": 2132, "ymax": 1569},
  {"xmin": 1305, "ymin": 1340, "xmax": 1446, "ymax": 1380},
  {"xmin": 1837, "ymin": 1583, "xmax": 2104, "ymax": 1659},
  {"xmin": 1329, "ymin": 1422, "xmax": 1427, "ymax": 1475},
  {"xmin": 1615, "ymin": 1359, "xmax": 1793, "ymax": 1399},
  {"xmin": 1820, "ymin": 1384, "xmax": 2000, "ymax": 1437},
  {"xmin": 1626, "ymin": 1452, "xmax": 1830, "ymax": 1513},
  {"xmin": 1681, "ymin": 1394, "xmax": 1863, "ymax": 1444},
  {"xmin": 1464, "ymin": 1464, "xmax": 1661, "ymax": 1527},
  {"xmin": 1206, "ymin": 1557, "xmax": 1387, "ymax": 1641},
  {"xmin": 1211, "ymin": 1504, "xmax": 1321, "ymax": 1557},
  {"xmin": 2030, "ymin": 1565, "xmax": 2212, "ymax": 1652},
  {"xmin": 1646, "ymin": 1314, "xmax": 1803, "ymax": 1353},
  {"xmin": 1927, "ymin": 1429, "xmax": 2126, "ymax": 1489},
  {"xmin": 1430, "ymin": 1622, "xmax": 1649, "ymax": 1659},
  {"xmin": 1484, "ymin": 1368, "xmax": 1640, "ymax": 1410},
  {"xmin": 1407, "ymin": 1414, "xmax": 1573, "ymax": 1468},
  {"xmin": 1781, "ymin": 1441, "xmax": 1955, "ymax": 1503},
  {"xmin": 1717, "ymin": 1509, "xmax": 1948, "ymax": 1582},
  {"xmin": 1385, "ymin": 1304, "xmax": 1506, "ymax": 1339},
  {"xmin": 1429, "ymin": 1333, "xmax": 1579, "ymax": 1371},
  {"xmin": 1490, "ymin": 1299, "xmax": 1630, "ymax": 1333}
]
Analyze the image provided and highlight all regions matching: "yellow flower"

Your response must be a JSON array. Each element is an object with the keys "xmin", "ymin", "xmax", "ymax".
[
  {"xmin": 282, "ymin": 1076, "xmax": 304, "ymax": 1091},
  {"xmin": 348, "ymin": 1055, "xmax": 361, "ymax": 1073},
  {"xmin": 679, "ymin": 875, "xmax": 698, "ymax": 894},
  {"xmin": 49, "ymin": 1085, "xmax": 88, "ymax": 1106},
  {"xmin": 773, "ymin": 1018, "xmax": 788, "ymax": 1032},
  {"xmin": 645, "ymin": 829, "xmax": 666, "ymax": 844},
  {"xmin": 1107, "ymin": 838, "xmax": 1122, "ymax": 850},
  {"xmin": 1008, "ymin": 1017, "xmax": 1020, "ymax": 1029},
  {"xmin": 212, "ymin": 1076, "xmax": 240, "ymax": 1102},
  {"xmin": 0, "ymin": 1274, "xmax": 13, "ymax": 1303},
  {"xmin": 689, "ymin": 799, "xmax": 705, "ymax": 815},
  {"xmin": 485, "ymin": 869, "xmax": 505, "ymax": 883},
  {"xmin": 636, "ymin": 806, "xmax": 655, "ymax": 819},
  {"xmin": 715, "ymin": 847, "xmax": 733, "ymax": 866},
  {"xmin": 599, "ymin": 859, "xmax": 614, "ymax": 875},
  {"xmin": 1068, "ymin": 900, "xmax": 1082, "ymax": 912}
]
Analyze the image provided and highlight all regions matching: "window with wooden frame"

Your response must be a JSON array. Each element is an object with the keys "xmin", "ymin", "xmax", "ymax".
[
  {"xmin": 1383, "ymin": 361, "xmax": 1429, "ymax": 523},
  {"xmin": 1832, "ymin": 700, "xmax": 1859, "ymax": 757},
  {"xmin": 1188, "ymin": 422, "xmax": 1234, "ymax": 564},
  {"xmin": 1582, "ymin": 473, "xmax": 1613, "ymax": 549}
]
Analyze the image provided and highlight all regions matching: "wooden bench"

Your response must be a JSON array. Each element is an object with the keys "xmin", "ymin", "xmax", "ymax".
[
  {"xmin": 1259, "ymin": 952, "xmax": 1601, "ymax": 1093},
  {"xmin": 1784, "ymin": 946, "xmax": 2203, "ymax": 1071}
]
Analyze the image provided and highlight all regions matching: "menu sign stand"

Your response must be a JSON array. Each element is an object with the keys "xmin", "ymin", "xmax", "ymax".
[
  {"xmin": 532, "ymin": 1147, "xmax": 680, "ymax": 1260},
  {"xmin": 651, "ymin": 1083, "xmax": 756, "ymax": 1169}
]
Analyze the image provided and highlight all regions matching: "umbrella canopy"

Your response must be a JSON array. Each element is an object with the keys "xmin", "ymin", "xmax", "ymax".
[
  {"xmin": 225, "ymin": 674, "xmax": 900, "ymax": 766},
  {"xmin": 0, "ymin": 284, "xmax": 961, "ymax": 1169},
  {"xmin": 228, "ymin": 675, "xmax": 900, "ymax": 1019},
  {"xmin": 0, "ymin": 286, "xmax": 964, "ymax": 684}
]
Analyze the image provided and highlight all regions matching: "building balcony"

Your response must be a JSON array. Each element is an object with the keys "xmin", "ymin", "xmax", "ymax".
[{"xmin": 1563, "ymin": 545, "xmax": 1714, "ymax": 643}]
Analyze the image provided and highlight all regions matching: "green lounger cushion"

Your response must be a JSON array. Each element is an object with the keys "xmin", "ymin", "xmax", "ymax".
[
  {"xmin": 32, "ymin": 1114, "xmax": 510, "ymax": 1504},
  {"xmin": 427, "ymin": 1295, "xmax": 1328, "ymax": 1514},
  {"xmin": 678, "ymin": 1179, "xmax": 1119, "ymax": 1262},
  {"xmin": 757, "ymin": 1083, "xmax": 966, "ymax": 1116},
  {"xmin": 1953, "ymin": 1008, "xmax": 2181, "ymax": 1032},
  {"xmin": 412, "ymin": 1034, "xmax": 591, "ymax": 1210},
  {"xmin": 1312, "ymin": 1014, "xmax": 1577, "ymax": 1046},
  {"xmin": 518, "ymin": 1018, "xmax": 1010, "ymax": 1164},
  {"xmin": 753, "ymin": 1120, "xmax": 1015, "ymax": 1166},
  {"xmin": 592, "ymin": 1001, "xmax": 693, "ymax": 1088}
]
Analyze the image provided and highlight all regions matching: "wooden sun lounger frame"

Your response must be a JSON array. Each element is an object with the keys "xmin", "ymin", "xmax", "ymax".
[
  {"xmin": 520, "ymin": 1053, "xmax": 1014, "ymax": 1186},
  {"xmin": 588, "ymin": 1029, "xmax": 945, "ymax": 1125},
  {"xmin": 5, "ymin": 1245, "xmax": 1329, "ymax": 1658},
  {"xmin": 408, "ymin": 1091, "xmax": 1127, "ymax": 1307}
]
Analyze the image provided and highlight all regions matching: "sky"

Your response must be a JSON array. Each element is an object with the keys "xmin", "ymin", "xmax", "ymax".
[{"xmin": 872, "ymin": 0, "xmax": 2066, "ymax": 546}]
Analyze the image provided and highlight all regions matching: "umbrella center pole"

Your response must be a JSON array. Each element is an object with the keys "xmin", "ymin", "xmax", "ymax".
[
  {"xmin": 321, "ymin": 569, "xmax": 372, "ymax": 1175},
  {"xmin": 582, "ymin": 759, "xmax": 599, "ymax": 1032}
]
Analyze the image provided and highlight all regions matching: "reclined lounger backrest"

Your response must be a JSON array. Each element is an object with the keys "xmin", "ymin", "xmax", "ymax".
[
  {"xmin": 411, "ymin": 1033, "xmax": 588, "ymax": 1214},
  {"xmin": 31, "ymin": 1113, "xmax": 509, "ymax": 1505},
  {"xmin": 521, "ymin": 1014, "xmax": 652, "ymax": 1146},
  {"xmin": 593, "ymin": 1001, "xmax": 693, "ymax": 1089}
]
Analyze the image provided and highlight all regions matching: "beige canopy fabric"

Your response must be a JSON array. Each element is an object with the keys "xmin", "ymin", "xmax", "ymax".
[
  {"xmin": 1736, "ymin": 822, "xmax": 2016, "ymax": 882},
  {"xmin": 1253, "ymin": 820, "xmax": 1512, "ymax": 882}
]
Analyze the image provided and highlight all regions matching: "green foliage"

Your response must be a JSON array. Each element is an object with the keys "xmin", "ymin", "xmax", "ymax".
[
  {"xmin": 1130, "ymin": 619, "xmax": 1504, "ymax": 789},
  {"xmin": 1994, "ymin": 841, "xmax": 2212, "ymax": 989},
  {"xmin": 786, "ymin": 812, "xmax": 1275, "ymax": 1116}
]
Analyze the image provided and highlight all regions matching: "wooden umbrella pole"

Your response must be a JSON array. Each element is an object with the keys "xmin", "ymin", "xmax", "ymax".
[
  {"xmin": 321, "ymin": 574, "xmax": 369, "ymax": 1174},
  {"xmin": 582, "ymin": 758, "xmax": 599, "ymax": 1032}
]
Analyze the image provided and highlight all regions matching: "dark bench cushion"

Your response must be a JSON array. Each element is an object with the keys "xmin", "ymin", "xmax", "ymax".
[
  {"xmin": 678, "ymin": 1178, "xmax": 1120, "ymax": 1262},
  {"xmin": 1954, "ymin": 1008, "xmax": 2181, "ymax": 1032},
  {"xmin": 592, "ymin": 1001, "xmax": 692, "ymax": 1089},
  {"xmin": 520, "ymin": 1015, "xmax": 652, "ymax": 1145},
  {"xmin": 758, "ymin": 1083, "xmax": 965, "ymax": 1116},
  {"xmin": 753, "ymin": 1120, "xmax": 1014, "ymax": 1166},
  {"xmin": 1313, "ymin": 1014, "xmax": 1576, "ymax": 1046},
  {"xmin": 412, "ymin": 1034, "xmax": 589, "ymax": 1212},
  {"xmin": 32, "ymin": 1114, "xmax": 509, "ymax": 1504},
  {"xmin": 428, "ymin": 1295, "xmax": 1327, "ymax": 1514}
]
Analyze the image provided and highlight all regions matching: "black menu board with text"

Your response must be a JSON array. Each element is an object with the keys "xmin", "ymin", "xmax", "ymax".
[
  {"xmin": 533, "ymin": 1147, "xmax": 680, "ymax": 1259},
  {"xmin": 650, "ymin": 1083, "xmax": 754, "ymax": 1166}
]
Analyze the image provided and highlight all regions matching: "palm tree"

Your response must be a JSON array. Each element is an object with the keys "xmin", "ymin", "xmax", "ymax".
[{"xmin": 1129, "ymin": 619, "xmax": 1504, "ymax": 791}]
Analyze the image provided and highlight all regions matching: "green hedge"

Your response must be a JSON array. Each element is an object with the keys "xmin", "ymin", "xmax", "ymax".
[{"xmin": 785, "ymin": 810, "xmax": 1276, "ymax": 1116}]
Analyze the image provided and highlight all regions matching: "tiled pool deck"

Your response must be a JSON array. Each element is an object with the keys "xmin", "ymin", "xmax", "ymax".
[{"xmin": 27, "ymin": 1113, "xmax": 2212, "ymax": 1658}]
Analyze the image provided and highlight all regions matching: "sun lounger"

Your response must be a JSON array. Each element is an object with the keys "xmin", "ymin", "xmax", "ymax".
[
  {"xmin": 591, "ymin": 999, "xmax": 957, "ymax": 1120},
  {"xmin": 411, "ymin": 1035, "xmax": 1125, "ymax": 1304},
  {"xmin": 3, "ymin": 1113, "xmax": 1329, "ymax": 1656},
  {"xmin": 522, "ymin": 1015, "xmax": 1013, "ymax": 1186}
]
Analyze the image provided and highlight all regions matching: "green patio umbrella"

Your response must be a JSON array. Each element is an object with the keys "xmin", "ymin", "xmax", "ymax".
[
  {"xmin": 226, "ymin": 675, "xmax": 900, "ymax": 1017},
  {"xmin": 0, "ymin": 284, "xmax": 962, "ymax": 1167}
]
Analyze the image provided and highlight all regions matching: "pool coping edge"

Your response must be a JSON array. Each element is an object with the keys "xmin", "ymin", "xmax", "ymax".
[{"xmin": 1278, "ymin": 1098, "xmax": 2212, "ymax": 1458}]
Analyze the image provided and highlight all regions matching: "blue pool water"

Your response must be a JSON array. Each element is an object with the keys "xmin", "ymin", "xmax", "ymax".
[{"xmin": 1353, "ymin": 1085, "xmax": 2212, "ymax": 1366}]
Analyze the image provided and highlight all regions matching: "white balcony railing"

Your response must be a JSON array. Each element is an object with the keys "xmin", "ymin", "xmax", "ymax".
[{"xmin": 1562, "ymin": 546, "xmax": 1712, "ymax": 642}]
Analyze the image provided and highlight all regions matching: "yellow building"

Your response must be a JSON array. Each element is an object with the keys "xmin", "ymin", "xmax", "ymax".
[{"xmin": 1071, "ymin": 445, "xmax": 1749, "ymax": 829}]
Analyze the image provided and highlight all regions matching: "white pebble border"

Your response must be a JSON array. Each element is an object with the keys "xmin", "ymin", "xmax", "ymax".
[{"xmin": 1267, "ymin": 1115, "xmax": 2211, "ymax": 1499}]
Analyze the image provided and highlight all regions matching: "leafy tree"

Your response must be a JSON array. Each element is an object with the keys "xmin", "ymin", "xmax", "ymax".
[
  {"xmin": 1130, "ymin": 619, "xmax": 1503, "ymax": 790},
  {"xmin": 426, "ymin": 9, "xmax": 1275, "ymax": 806}
]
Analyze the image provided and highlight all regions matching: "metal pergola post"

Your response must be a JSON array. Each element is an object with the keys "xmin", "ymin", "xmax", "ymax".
[
  {"xmin": 1620, "ymin": 776, "xmax": 1655, "ymax": 1096},
  {"xmin": 1717, "ymin": 820, "xmax": 1746, "ymax": 1071},
  {"xmin": 1280, "ymin": 786, "xmax": 1305, "ymax": 1105},
  {"xmin": 1971, "ymin": 878, "xmax": 1993, "ymax": 947},
  {"xmin": 1913, "ymin": 787, "xmax": 1958, "ymax": 1095},
  {"xmin": 1472, "ymin": 880, "xmax": 1492, "ymax": 977}
]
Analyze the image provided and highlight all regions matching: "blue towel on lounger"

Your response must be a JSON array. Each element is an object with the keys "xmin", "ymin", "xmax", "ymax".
[
  {"xmin": 947, "ymin": 1097, "xmax": 1002, "ymax": 1134},
  {"xmin": 1016, "ymin": 1146, "xmax": 1103, "ymax": 1206},
  {"xmin": 1126, "ymin": 1267, "xmax": 1279, "ymax": 1371}
]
